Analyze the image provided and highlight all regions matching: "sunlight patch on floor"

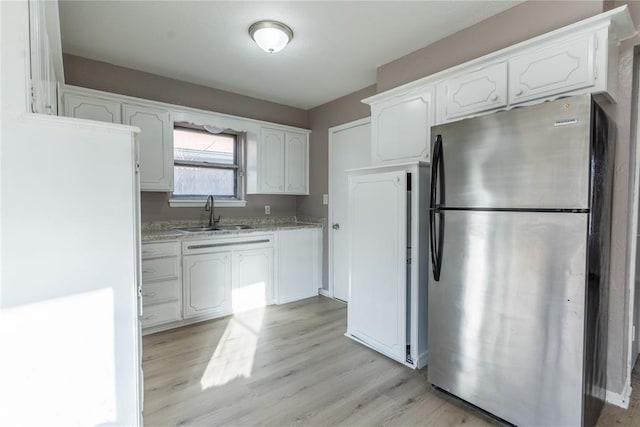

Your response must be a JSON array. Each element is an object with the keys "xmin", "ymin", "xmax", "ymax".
[
  {"xmin": 232, "ymin": 281, "xmax": 267, "ymax": 313},
  {"xmin": 200, "ymin": 306, "xmax": 265, "ymax": 390}
]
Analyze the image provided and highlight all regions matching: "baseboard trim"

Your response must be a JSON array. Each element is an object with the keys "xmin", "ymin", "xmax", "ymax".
[
  {"xmin": 416, "ymin": 350, "xmax": 429, "ymax": 369},
  {"xmin": 318, "ymin": 288, "xmax": 331, "ymax": 297},
  {"xmin": 605, "ymin": 383, "xmax": 632, "ymax": 409}
]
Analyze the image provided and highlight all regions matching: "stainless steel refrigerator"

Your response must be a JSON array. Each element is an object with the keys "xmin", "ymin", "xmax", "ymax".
[{"xmin": 428, "ymin": 94, "xmax": 614, "ymax": 427}]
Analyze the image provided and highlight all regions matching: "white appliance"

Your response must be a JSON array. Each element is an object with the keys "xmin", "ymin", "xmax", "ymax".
[
  {"xmin": 1, "ymin": 1, "xmax": 143, "ymax": 425},
  {"xmin": 346, "ymin": 162, "xmax": 429, "ymax": 368}
]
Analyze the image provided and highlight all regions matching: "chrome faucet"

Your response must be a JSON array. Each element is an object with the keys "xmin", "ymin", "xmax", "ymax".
[{"xmin": 205, "ymin": 195, "xmax": 221, "ymax": 227}]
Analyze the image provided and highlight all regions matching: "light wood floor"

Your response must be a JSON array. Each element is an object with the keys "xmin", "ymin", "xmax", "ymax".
[{"xmin": 143, "ymin": 296, "xmax": 640, "ymax": 426}]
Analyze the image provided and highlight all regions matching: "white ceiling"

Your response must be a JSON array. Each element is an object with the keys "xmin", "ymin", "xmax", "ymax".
[{"xmin": 59, "ymin": 1, "xmax": 523, "ymax": 110}]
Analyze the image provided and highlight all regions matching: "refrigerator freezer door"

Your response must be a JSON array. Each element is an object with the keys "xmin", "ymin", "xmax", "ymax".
[
  {"xmin": 428, "ymin": 210, "xmax": 587, "ymax": 426},
  {"xmin": 431, "ymin": 95, "xmax": 591, "ymax": 210}
]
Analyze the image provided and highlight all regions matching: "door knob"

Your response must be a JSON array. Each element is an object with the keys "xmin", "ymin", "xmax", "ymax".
[{"xmin": 332, "ymin": 223, "xmax": 340, "ymax": 230}]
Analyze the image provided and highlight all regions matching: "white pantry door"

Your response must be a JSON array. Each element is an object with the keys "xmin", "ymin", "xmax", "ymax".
[{"xmin": 329, "ymin": 118, "xmax": 371, "ymax": 302}]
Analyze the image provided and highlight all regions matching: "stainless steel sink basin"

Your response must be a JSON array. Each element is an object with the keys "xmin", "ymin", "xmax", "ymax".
[
  {"xmin": 174, "ymin": 225, "xmax": 255, "ymax": 233},
  {"xmin": 174, "ymin": 226, "xmax": 220, "ymax": 232},
  {"xmin": 215, "ymin": 225, "xmax": 255, "ymax": 230}
]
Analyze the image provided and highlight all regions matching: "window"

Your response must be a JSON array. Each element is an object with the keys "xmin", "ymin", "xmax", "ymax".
[{"xmin": 171, "ymin": 125, "xmax": 245, "ymax": 206}]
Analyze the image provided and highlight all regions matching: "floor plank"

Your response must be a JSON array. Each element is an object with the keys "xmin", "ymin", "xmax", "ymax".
[{"xmin": 143, "ymin": 296, "xmax": 640, "ymax": 426}]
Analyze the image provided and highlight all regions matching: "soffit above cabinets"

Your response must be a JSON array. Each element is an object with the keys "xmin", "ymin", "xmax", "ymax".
[{"xmin": 58, "ymin": 1, "xmax": 523, "ymax": 110}]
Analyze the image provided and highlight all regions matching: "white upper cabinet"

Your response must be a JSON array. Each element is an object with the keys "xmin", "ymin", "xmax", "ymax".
[
  {"xmin": 284, "ymin": 131, "xmax": 309, "ymax": 194},
  {"xmin": 259, "ymin": 127, "xmax": 286, "ymax": 193},
  {"xmin": 364, "ymin": 6, "xmax": 635, "ymax": 141},
  {"xmin": 64, "ymin": 93, "xmax": 121, "ymax": 123},
  {"xmin": 509, "ymin": 34, "xmax": 596, "ymax": 105},
  {"xmin": 439, "ymin": 62, "xmax": 507, "ymax": 121},
  {"xmin": 370, "ymin": 88, "xmax": 434, "ymax": 165},
  {"xmin": 122, "ymin": 104, "xmax": 173, "ymax": 192},
  {"xmin": 247, "ymin": 127, "xmax": 310, "ymax": 195}
]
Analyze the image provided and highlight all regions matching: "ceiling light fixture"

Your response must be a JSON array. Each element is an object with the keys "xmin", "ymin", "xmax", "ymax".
[{"xmin": 249, "ymin": 20, "xmax": 293, "ymax": 54}]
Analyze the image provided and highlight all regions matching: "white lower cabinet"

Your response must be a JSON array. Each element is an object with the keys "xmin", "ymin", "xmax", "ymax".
[
  {"xmin": 141, "ymin": 241, "xmax": 182, "ymax": 332},
  {"xmin": 141, "ymin": 302, "xmax": 182, "ymax": 329},
  {"xmin": 233, "ymin": 248, "xmax": 274, "ymax": 312},
  {"xmin": 276, "ymin": 228, "xmax": 321, "ymax": 304},
  {"xmin": 183, "ymin": 251, "xmax": 233, "ymax": 319},
  {"xmin": 143, "ymin": 228, "xmax": 321, "ymax": 333}
]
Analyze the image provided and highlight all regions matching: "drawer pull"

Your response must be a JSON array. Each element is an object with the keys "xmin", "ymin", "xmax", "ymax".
[
  {"xmin": 490, "ymin": 94, "xmax": 498, "ymax": 102},
  {"xmin": 187, "ymin": 239, "xmax": 270, "ymax": 250}
]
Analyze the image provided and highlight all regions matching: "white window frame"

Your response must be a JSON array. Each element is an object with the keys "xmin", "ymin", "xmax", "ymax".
[{"xmin": 169, "ymin": 123, "xmax": 247, "ymax": 208}]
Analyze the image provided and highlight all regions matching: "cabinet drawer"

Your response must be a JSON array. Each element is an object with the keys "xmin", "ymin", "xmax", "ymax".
[
  {"xmin": 142, "ymin": 279, "xmax": 181, "ymax": 306},
  {"xmin": 142, "ymin": 257, "xmax": 180, "ymax": 282},
  {"xmin": 440, "ymin": 62, "xmax": 507, "ymax": 121},
  {"xmin": 509, "ymin": 34, "xmax": 595, "ymax": 105},
  {"xmin": 142, "ymin": 241, "xmax": 180, "ymax": 259},
  {"xmin": 141, "ymin": 302, "xmax": 181, "ymax": 328}
]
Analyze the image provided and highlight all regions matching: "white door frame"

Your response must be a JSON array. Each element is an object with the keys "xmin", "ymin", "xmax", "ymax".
[
  {"xmin": 620, "ymin": 49, "xmax": 640, "ymax": 409},
  {"xmin": 327, "ymin": 117, "xmax": 371, "ymax": 300}
]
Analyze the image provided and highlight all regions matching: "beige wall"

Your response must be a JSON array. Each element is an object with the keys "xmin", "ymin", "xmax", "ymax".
[
  {"xmin": 63, "ymin": 54, "xmax": 306, "ymax": 222},
  {"xmin": 299, "ymin": 85, "xmax": 376, "ymax": 290}
]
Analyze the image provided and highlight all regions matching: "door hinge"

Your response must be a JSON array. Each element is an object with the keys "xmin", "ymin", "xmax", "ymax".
[{"xmin": 406, "ymin": 257, "xmax": 412, "ymax": 265}]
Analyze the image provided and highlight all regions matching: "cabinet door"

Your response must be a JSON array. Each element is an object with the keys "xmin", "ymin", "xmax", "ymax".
[
  {"xmin": 371, "ymin": 88, "xmax": 433, "ymax": 165},
  {"xmin": 277, "ymin": 229, "xmax": 320, "ymax": 304},
  {"xmin": 440, "ymin": 62, "xmax": 507, "ymax": 121},
  {"xmin": 259, "ymin": 128, "xmax": 285, "ymax": 193},
  {"xmin": 233, "ymin": 248, "xmax": 273, "ymax": 312},
  {"xmin": 347, "ymin": 170, "xmax": 407, "ymax": 362},
  {"xmin": 509, "ymin": 34, "xmax": 596, "ymax": 105},
  {"xmin": 284, "ymin": 131, "xmax": 308, "ymax": 194},
  {"xmin": 122, "ymin": 104, "xmax": 173, "ymax": 192},
  {"xmin": 63, "ymin": 93, "xmax": 121, "ymax": 123},
  {"xmin": 183, "ymin": 252, "xmax": 232, "ymax": 319}
]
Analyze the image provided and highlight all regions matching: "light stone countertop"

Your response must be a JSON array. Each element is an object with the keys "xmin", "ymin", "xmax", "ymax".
[{"xmin": 142, "ymin": 216, "xmax": 324, "ymax": 242}]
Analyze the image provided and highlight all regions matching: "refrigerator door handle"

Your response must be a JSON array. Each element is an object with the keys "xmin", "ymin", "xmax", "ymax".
[{"xmin": 430, "ymin": 135, "xmax": 443, "ymax": 281}]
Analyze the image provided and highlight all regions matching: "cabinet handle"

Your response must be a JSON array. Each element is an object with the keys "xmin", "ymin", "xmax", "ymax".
[
  {"xmin": 490, "ymin": 94, "xmax": 498, "ymax": 102},
  {"xmin": 515, "ymin": 88, "xmax": 524, "ymax": 96}
]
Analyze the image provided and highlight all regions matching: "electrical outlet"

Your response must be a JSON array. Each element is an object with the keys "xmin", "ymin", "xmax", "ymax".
[
  {"xmin": 323, "ymin": 194, "xmax": 328, "ymax": 205},
  {"xmin": 265, "ymin": 205, "xmax": 271, "ymax": 215}
]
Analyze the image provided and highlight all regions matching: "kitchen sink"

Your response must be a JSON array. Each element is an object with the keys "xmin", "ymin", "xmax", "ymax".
[
  {"xmin": 175, "ymin": 225, "xmax": 255, "ymax": 232},
  {"xmin": 215, "ymin": 225, "xmax": 255, "ymax": 230}
]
